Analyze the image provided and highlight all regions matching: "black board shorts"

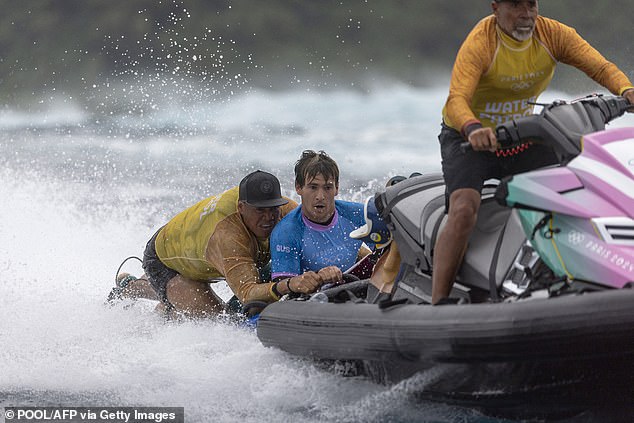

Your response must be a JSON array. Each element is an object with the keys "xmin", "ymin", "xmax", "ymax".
[
  {"xmin": 439, "ymin": 123, "xmax": 558, "ymax": 197},
  {"xmin": 142, "ymin": 227, "xmax": 178, "ymax": 306}
]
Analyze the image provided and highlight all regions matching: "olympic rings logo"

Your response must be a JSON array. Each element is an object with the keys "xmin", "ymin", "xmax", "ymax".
[
  {"xmin": 510, "ymin": 81, "xmax": 535, "ymax": 92},
  {"xmin": 568, "ymin": 231, "xmax": 585, "ymax": 246}
]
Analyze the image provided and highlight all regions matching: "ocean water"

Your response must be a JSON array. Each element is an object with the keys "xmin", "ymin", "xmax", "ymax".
[{"xmin": 1, "ymin": 85, "xmax": 633, "ymax": 423}]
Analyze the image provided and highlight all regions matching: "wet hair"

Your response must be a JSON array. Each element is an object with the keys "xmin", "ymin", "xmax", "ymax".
[{"xmin": 294, "ymin": 150, "xmax": 339, "ymax": 188}]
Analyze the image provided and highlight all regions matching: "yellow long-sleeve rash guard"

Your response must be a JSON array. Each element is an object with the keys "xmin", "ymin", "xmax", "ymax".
[
  {"xmin": 442, "ymin": 15, "xmax": 634, "ymax": 135},
  {"xmin": 154, "ymin": 186, "xmax": 298, "ymax": 304}
]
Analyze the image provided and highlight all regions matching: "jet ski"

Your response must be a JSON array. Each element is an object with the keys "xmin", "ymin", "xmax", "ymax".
[{"xmin": 256, "ymin": 95, "xmax": 634, "ymax": 415}]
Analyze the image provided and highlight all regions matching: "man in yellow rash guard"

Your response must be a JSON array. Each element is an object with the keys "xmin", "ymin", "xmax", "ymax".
[
  {"xmin": 432, "ymin": 0, "xmax": 634, "ymax": 304},
  {"xmin": 116, "ymin": 171, "xmax": 325, "ymax": 318}
]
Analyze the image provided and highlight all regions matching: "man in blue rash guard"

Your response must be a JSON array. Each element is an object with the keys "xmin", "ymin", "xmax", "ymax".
[{"xmin": 270, "ymin": 150, "xmax": 371, "ymax": 293}]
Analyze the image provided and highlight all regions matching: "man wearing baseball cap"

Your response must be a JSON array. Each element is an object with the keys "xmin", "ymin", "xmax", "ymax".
[
  {"xmin": 110, "ymin": 170, "xmax": 326, "ymax": 318},
  {"xmin": 432, "ymin": 0, "xmax": 634, "ymax": 305}
]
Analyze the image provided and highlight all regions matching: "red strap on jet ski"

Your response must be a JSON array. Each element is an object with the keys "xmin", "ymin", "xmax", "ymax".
[{"xmin": 496, "ymin": 142, "xmax": 531, "ymax": 157}]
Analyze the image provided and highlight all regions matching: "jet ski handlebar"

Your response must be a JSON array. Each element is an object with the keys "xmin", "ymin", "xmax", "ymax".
[{"xmin": 459, "ymin": 94, "xmax": 631, "ymax": 154}]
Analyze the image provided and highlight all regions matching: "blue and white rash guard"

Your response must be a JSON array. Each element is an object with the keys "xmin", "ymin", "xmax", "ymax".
[{"xmin": 270, "ymin": 200, "xmax": 366, "ymax": 279}]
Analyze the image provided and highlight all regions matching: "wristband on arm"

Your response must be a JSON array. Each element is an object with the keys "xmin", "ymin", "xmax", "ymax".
[
  {"xmin": 286, "ymin": 278, "xmax": 296, "ymax": 294},
  {"xmin": 463, "ymin": 122, "xmax": 483, "ymax": 139},
  {"xmin": 270, "ymin": 282, "xmax": 281, "ymax": 300}
]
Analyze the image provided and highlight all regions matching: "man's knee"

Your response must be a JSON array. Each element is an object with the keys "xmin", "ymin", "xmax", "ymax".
[{"xmin": 447, "ymin": 189, "xmax": 480, "ymax": 229}]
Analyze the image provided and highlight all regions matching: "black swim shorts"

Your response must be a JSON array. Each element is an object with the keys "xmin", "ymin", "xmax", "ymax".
[
  {"xmin": 439, "ymin": 123, "xmax": 558, "ymax": 196},
  {"xmin": 142, "ymin": 227, "xmax": 179, "ymax": 306}
]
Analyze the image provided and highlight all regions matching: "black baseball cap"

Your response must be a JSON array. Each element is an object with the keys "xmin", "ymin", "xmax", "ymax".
[{"xmin": 238, "ymin": 170, "xmax": 289, "ymax": 208}]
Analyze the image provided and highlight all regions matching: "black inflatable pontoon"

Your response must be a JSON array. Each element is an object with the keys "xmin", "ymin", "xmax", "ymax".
[{"xmin": 258, "ymin": 284, "xmax": 634, "ymax": 411}]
